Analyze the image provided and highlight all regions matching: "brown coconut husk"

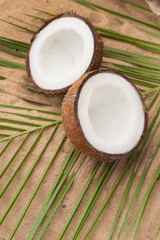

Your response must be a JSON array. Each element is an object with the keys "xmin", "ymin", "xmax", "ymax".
[
  {"xmin": 62, "ymin": 69, "xmax": 148, "ymax": 162},
  {"xmin": 26, "ymin": 13, "xmax": 103, "ymax": 95}
]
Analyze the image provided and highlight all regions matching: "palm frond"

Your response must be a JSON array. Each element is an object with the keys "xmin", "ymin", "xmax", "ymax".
[
  {"xmin": 8, "ymin": 134, "xmax": 68, "ymax": 240},
  {"xmin": 131, "ymin": 78, "xmax": 158, "ymax": 88},
  {"xmin": 0, "ymin": 125, "xmax": 26, "ymax": 132},
  {"xmin": 23, "ymin": 13, "xmax": 47, "ymax": 22},
  {"xmin": 0, "ymin": 135, "xmax": 28, "ymax": 179},
  {"xmin": 0, "ymin": 39, "xmax": 28, "ymax": 52},
  {"xmin": 0, "ymin": 2, "xmax": 160, "ymax": 239},
  {"xmin": 0, "ymin": 129, "xmax": 56, "ymax": 198},
  {"xmin": 113, "ymin": 17, "xmax": 160, "ymax": 40},
  {"xmin": 9, "ymin": 16, "xmax": 39, "ymax": 28},
  {"xmin": 102, "ymin": 33, "xmax": 160, "ymax": 53},
  {"xmin": 108, "ymin": 166, "xmax": 136, "ymax": 240},
  {"xmin": 0, "ymin": 58, "xmax": 25, "ymax": 69},
  {"xmin": 26, "ymin": 83, "xmax": 40, "ymax": 93},
  {"xmin": 0, "ymin": 129, "xmax": 44, "ymax": 223},
  {"xmin": 0, "ymin": 139, "xmax": 11, "ymax": 157},
  {"xmin": 114, "ymin": 120, "xmax": 160, "ymax": 240},
  {"xmin": 0, "ymin": 36, "xmax": 29, "ymax": 46},
  {"xmin": 83, "ymin": 150, "xmax": 138, "ymax": 239},
  {"xmin": 33, "ymin": 8, "xmax": 55, "ymax": 16},
  {"xmin": 0, "ymin": 117, "xmax": 40, "ymax": 127},
  {"xmin": 70, "ymin": 162, "xmax": 115, "ymax": 240},
  {"xmin": 115, "ymin": 70, "xmax": 160, "ymax": 84},
  {"xmin": 104, "ymin": 46, "xmax": 160, "ymax": 63},
  {"xmin": 0, "ymin": 110, "xmax": 59, "ymax": 122},
  {"xmin": 114, "ymin": 64, "xmax": 160, "ymax": 78},
  {"xmin": 0, "ymin": 76, "xmax": 6, "ymax": 80},
  {"xmin": 0, "ymin": 133, "xmax": 10, "ymax": 137},
  {"xmin": 0, "ymin": 104, "xmax": 61, "ymax": 115},
  {"xmin": 28, "ymin": 150, "xmax": 80, "ymax": 239},
  {"xmin": 103, "ymin": 52, "xmax": 160, "ymax": 70},
  {"xmin": 125, "ymin": 164, "xmax": 160, "ymax": 239},
  {"xmin": 102, "ymin": 65, "xmax": 159, "ymax": 88},
  {"xmin": 58, "ymin": 162, "xmax": 101, "ymax": 240},
  {"xmin": 0, "ymin": 19, "xmax": 35, "ymax": 33},
  {"xmin": 141, "ymin": 87, "xmax": 160, "ymax": 96},
  {"xmin": 74, "ymin": 0, "xmax": 160, "ymax": 30},
  {"xmin": 134, "ymin": 177, "xmax": 157, "ymax": 239},
  {"xmin": 154, "ymin": 224, "xmax": 160, "ymax": 240},
  {"xmin": 120, "ymin": 0, "xmax": 151, "ymax": 12},
  {"xmin": 97, "ymin": 26, "xmax": 160, "ymax": 48},
  {"xmin": 147, "ymin": 91, "xmax": 159, "ymax": 110},
  {"xmin": 0, "ymin": 45, "xmax": 26, "ymax": 58},
  {"xmin": 37, "ymin": 158, "xmax": 85, "ymax": 240},
  {"xmin": 83, "ymin": 105, "xmax": 160, "ymax": 239},
  {"xmin": 0, "ymin": 121, "xmax": 60, "ymax": 143},
  {"xmin": 115, "ymin": 18, "xmax": 124, "ymax": 24},
  {"xmin": 137, "ymin": 27, "xmax": 160, "ymax": 39}
]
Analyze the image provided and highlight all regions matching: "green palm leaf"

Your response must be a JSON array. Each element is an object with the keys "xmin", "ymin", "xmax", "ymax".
[
  {"xmin": 74, "ymin": 0, "xmax": 160, "ymax": 30},
  {"xmin": 28, "ymin": 151, "xmax": 81, "ymax": 239},
  {"xmin": 0, "ymin": 135, "xmax": 28, "ymax": 179},
  {"xmin": 58, "ymin": 162, "xmax": 101, "ymax": 240},
  {"xmin": 0, "ymin": 1, "xmax": 160, "ymax": 239},
  {"xmin": 125, "ymin": 164, "xmax": 160, "ymax": 239},
  {"xmin": 83, "ymin": 105, "xmax": 160, "ymax": 239},
  {"xmin": 120, "ymin": 0, "xmax": 151, "ymax": 12},
  {"xmin": 8, "ymin": 131, "xmax": 65, "ymax": 239},
  {"xmin": 0, "ymin": 58, "xmax": 25, "ymax": 69}
]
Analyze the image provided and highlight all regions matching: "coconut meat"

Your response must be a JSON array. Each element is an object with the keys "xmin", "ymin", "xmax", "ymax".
[
  {"xmin": 78, "ymin": 72, "xmax": 145, "ymax": 154},
  {"xmin": 29, "ymin": 17, "xmax": 94, "ymax": 90}
]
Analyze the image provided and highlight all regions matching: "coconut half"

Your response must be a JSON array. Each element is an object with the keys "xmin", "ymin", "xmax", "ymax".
[
  {"xmin": 26, "ymin": 13, "xmax": 103, "ymax": 94},
  {"xmin": 62, "ymin": 69, "xmax": 148, "ymax": 162}
]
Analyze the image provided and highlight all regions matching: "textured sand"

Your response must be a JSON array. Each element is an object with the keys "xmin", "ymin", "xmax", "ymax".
[{"xmin": 0, "ymin": 0, "xmax": 160, "ymax": 239}]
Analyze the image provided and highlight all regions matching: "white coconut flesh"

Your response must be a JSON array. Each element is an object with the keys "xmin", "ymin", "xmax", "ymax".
[
  {"xmin": 29, "ymin": 17, "xmax": 94, "ymax": 90},
  {"xmin": 78, "ymin": 72, "xmax": 145, "ymax": 154}
]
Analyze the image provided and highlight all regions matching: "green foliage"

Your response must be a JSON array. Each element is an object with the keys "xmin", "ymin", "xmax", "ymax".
[{"xmin": 0, "ymin": 1, "xmax": 160, "ymax": 239}]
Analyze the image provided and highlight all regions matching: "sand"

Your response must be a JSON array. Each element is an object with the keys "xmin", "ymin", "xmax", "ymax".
[{"xmin": 0, "ymin": 0, "xmax": 160, "ymax": 239}]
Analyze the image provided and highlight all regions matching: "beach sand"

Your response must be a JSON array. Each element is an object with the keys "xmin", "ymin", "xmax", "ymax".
[{"xmin": 0, "ymin": 0, "xmax": 160, "ymax": 239}]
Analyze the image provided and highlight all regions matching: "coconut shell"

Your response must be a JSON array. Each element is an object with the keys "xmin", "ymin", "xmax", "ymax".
[
  {"xmin": 62, "ymin": 69, "xmax": 148, "ymax": 162},
  {"xmin": 26, "ymin": 13, "xmax": 103, "ymax": 95}
]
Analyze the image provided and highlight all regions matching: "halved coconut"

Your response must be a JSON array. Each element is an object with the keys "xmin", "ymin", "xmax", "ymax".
[
  {"xmin": 62, "ymin": 69, "xmax": 148, "ymax": 162},
  {"xmin": 26, "ymin": 13, "xmax": 103, "ymax": 94}
]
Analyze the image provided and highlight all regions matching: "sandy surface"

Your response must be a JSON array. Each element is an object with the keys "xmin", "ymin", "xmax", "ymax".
[{"xmin": 0, "ymin": 0, "xmax": 160, "ymax": 239}]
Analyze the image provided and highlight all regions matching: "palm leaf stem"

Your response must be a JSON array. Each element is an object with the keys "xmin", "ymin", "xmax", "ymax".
[{"xmin": 0, "ymin": 121, "xmax": 60, "ymax": 143}]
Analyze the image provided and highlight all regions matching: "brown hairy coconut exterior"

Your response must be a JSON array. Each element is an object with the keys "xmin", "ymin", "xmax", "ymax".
[
  {"xmin": 62, "ymin": 69, "xmax": 148, "ymax": 162},
  {"xmin": 26, "ymin": 13, "xmax": 103, "ymax": 95}
]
